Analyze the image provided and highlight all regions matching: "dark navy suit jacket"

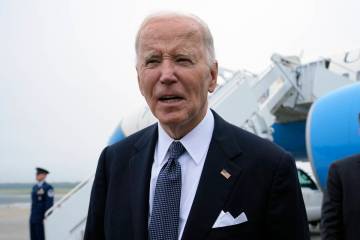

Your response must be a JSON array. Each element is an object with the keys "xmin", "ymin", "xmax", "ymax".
[
  {"xmin": 30, "ymin": 182, "xmax": 54, "ymax": 223},
  {"xmin": 321, "ymin": 154, "xmax": 360, "ymax": 240},
  {"xmin": 84, "ymin": 111, "xmax": 309, "ymax": 240}
]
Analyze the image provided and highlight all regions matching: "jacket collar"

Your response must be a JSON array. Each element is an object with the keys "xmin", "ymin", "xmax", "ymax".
[
  {"xmin": 180, "ymin": 110, "xmax": 244, "ymax": 240},
  {"xmin": 129, "ymin": 110, "xmax": 245, "ymax": 240},
  {"xmin": 129, "ymin": 124, "xmax": 158, "ymax": 240}
]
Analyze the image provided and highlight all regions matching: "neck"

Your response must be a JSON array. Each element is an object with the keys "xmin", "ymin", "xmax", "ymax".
[{"xmin": 161, "ymin": 107, "xmax": 208, "ymax": 139}]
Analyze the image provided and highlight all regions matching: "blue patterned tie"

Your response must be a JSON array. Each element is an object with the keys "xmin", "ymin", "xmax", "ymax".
[{"xmin": 149, "ymin": 141, "xmax": 186, "ymax": 240}]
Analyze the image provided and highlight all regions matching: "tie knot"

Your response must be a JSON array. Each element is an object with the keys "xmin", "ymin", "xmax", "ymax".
[{"xmin": 168, "ymin": 141, "xmax": 186, "ymax": 160}]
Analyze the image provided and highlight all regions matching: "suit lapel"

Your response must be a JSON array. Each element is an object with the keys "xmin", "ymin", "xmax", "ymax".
[
  {"xmin": 181, "ymin": 112, "xmax": 244, "ymax": 240},
  {"xmin": 129, "ymin": 124, "xmax": 158, "ymax": 240}
]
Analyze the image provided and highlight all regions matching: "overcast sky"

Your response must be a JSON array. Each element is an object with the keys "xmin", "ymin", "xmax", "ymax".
[{"xmin": 1, "ymin": 0, "xmax": 359, "ymax": 183}]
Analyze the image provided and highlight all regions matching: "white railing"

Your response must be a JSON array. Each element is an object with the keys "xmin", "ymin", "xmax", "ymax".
[{"xmin": 45, "ymin": 175, "xmax": 94, "ymax": 240}]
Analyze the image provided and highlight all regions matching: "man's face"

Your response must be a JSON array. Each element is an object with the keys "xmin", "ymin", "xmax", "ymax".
[
  {"xmin": 36, "ymin": 173, "xmax": 47, "ymax": 182},
  {"xmin": 136, "ymin": 17, "xmax": 217, "ymax": 138}
]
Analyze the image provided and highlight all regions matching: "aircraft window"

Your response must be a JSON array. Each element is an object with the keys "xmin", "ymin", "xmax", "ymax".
[
  {"xmin": 342, "ymin": 73, "xmax": 349, "ymax": 78},
  {"xmin": 297, "ymin": 169, "xmax": 317, "ymax": 190}
]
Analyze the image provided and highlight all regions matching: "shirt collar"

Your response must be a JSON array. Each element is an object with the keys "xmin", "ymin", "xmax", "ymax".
[
  {"xmin": 37, "ymin": 181, "xmax": 44, "ymax": 187},
  {"xmin": 156, "ymin": 109, "xmax": 214, "ymax": 166}
]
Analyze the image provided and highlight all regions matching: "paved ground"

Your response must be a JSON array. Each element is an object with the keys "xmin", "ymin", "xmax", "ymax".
[
  {"xmin": 0, "ymin": 205, "xmax": 322, "ymax": 240},
  {"xmin": 0, "ymin": 205, "xmax": 29, "ymax": 240}
]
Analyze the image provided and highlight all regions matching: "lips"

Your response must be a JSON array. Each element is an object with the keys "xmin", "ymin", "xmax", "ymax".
[{"xmin": 158, "ymin": 95, "xmax": 184, "ymax": 103}]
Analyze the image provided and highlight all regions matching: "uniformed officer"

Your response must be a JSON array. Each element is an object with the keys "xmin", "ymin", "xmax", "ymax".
[{"xmin": 30, "ymin": 167, "xmax": 54, "ymax": 240}]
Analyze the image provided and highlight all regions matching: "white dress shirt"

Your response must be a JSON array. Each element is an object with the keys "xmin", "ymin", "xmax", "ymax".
[{"xmin": 149, "ymin": 109, "xmax": 214, "ymax": 239}]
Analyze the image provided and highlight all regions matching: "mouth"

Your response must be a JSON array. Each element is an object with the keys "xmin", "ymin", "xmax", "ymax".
[{"xmin": 158, "ymin": 95, "xmax": 184, "ymax": 103}]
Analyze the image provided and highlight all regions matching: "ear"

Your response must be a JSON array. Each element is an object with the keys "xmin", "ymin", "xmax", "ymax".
[
  {"xmin": 136, "ymin": 65, "xmax": 145, "ymax": 96},
  {"xmin": 208, "ymin": 61, "xmax": 218, "ymax": 93}
]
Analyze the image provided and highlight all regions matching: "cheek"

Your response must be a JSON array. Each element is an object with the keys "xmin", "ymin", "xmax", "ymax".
[
  {"xmin": 138, "ymin": 78, "xmax": 151, "ymax": 96},
  {"xmin": 139, "ymin": 71, "xmax": 158, "ymax": 96},
  {"xmin": 199, "ymin": 82, "xmax": 210, "ymax": 99},
  {"xmin": 140, "ymin": 81, "xmax": 156, "ymax": 105}
]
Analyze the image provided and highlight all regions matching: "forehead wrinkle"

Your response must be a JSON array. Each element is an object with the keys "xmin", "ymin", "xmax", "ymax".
[
  {"xmin": 141, "ymin": 28, "xmax": 200, "ymax": 46},
  {"xmin": 136, "ymin": 19, "xmax": 209, "ymax": 67},
  {"xmin": 135, "ymin": 13, "xmax": 216, "ymax": 66},
  {"xmin": 139, "ymin": 32, "xmax": 203, "ymax": 60},
  {"xmin": 140, "ymin": 16, "xmax": 201, "ymax": 37},
  {"xmin": 138, "ymin": 18, "xmax": 203, "ymax": 47},
  {"xmin": 141, "ymin": 46, "xmax": 200, "ymax": 63}
]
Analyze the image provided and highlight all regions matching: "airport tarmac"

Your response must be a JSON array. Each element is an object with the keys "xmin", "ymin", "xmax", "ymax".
[
  {"xmin": 0, "ymin": 205, "xmax": 29, "ymax": 240},
  {"xmin": 0, "ymin": 205, "xmax": 321, "ymax": 240}
]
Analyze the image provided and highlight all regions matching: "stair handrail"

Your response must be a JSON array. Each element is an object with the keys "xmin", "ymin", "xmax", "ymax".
[{"xmin": 45, "ymin": 174, "xmax": 94, "ymax": 219}]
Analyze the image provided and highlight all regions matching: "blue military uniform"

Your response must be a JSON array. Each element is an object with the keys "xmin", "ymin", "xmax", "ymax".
[{"xmin": 30, "ymin": 168, "xmax": 54, "ymax": 240}]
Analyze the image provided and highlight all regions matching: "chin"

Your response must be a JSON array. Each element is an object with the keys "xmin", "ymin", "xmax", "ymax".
[
  {"xmin": 156, "ymin": 109, "xmax": 185, "ymax": 123},
  {"xmin": 158, "ymin": 116, "xmax": 185, "ymax": 126}
]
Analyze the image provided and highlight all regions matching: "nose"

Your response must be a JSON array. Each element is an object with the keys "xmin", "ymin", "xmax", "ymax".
[{"xmin": 159, "ymin": 59, "xmax": 177, "ymax": 85}]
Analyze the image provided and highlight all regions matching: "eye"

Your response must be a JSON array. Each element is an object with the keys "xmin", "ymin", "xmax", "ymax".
[
  {"xmin": 176, "ymin": 57, "xmax": 193, "ymax": 65},
  {"xmin": 145, "ymin": 58, "xmax": 161, "ymax": 67}
]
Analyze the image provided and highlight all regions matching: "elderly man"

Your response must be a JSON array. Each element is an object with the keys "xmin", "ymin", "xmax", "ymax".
[{"xmin": 84, "ymin": 12, "xmax": 309, "ymax": 240}]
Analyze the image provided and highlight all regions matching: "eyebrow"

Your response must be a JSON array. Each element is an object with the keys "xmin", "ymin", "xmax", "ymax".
[
  {"xmin": 143, "ymin": 51, "xmax": 161, "ymax": 60},
  {"xmin": 174, "ymin": 52, "xmax": 196, "ymax": 59}
]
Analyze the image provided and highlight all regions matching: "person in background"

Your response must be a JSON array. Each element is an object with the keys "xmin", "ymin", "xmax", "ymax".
[
  {"xmin": 30, "ymin": 167, "xmax": 54, "ymax": 240},
  {"xmin": 321, "ymin": 154, "xmax": 360, "ymax": 240}
]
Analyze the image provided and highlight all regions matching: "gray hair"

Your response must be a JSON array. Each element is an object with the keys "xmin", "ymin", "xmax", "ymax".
[{"xmin": 135, "ymin": 11, "xmax": 216, "ymax": 65}]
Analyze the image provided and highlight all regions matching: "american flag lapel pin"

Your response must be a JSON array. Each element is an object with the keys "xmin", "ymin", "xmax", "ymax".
[{"xmin": 220, "ymin": 169, "xmax": 231, "ymax": 179}]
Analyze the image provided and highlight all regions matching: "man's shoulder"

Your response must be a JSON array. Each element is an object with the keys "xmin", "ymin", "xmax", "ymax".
[
  {"xmin": 106, "ymin": 123, "xmax": 157, "ymax": 153},
  {"xmin": 43, "ymin": 183, "xmax": 55, "ymax": 198},
  {"xmin": 43, "ymin": 182, "xmax": 53, "ymax": 190},
  {"xmin": 95, "ymin": 123, "xmax": 157, "ymax": 172},
  {"xmin": 331, "ymin": 154, "xmax": 360, "ymax": 174}
]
